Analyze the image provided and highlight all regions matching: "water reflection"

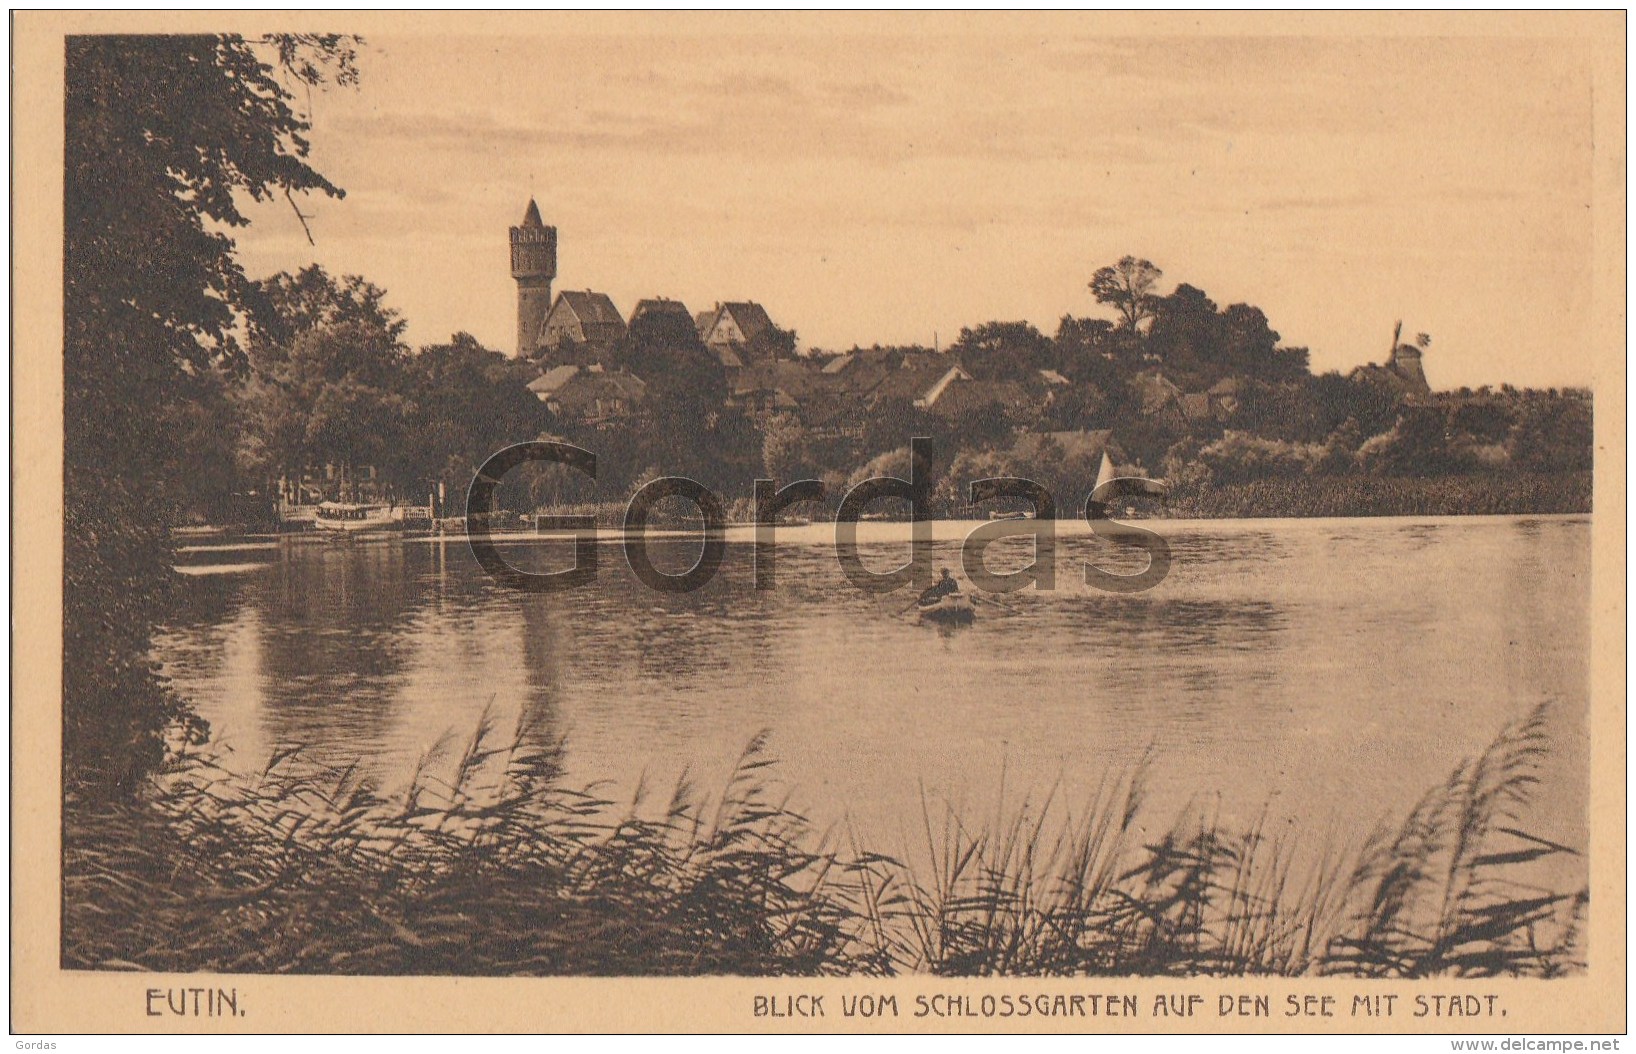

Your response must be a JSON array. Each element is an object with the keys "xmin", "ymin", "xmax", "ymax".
[{"xmin": 153, "ymin": 517, "xmax": 1592, "ymax": 857}]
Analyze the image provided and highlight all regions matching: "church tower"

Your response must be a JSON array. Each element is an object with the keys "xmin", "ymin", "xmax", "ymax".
[{"xmin": 510, "ymin": 198, "xmax": 557, "ymax": 358}]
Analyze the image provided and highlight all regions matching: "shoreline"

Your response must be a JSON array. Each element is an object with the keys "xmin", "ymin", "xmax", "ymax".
[{"xmin": 182, "ymin": 509, "xmax": 1592, "ymax": 547}]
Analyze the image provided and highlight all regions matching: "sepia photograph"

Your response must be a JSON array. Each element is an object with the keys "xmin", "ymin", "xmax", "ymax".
[{"xmin": 11, "ymin": 10, "xmax": 1625, "ymax": 1036}]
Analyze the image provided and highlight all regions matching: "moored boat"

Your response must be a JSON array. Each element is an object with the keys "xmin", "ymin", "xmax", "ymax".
[
  {"xmin": 1088, "ymin": 452, "xmax": 1169, "ymax": 519},
  {"xmin": 313, "ymin": 502, "xmax": 405, "ymax": 535}
]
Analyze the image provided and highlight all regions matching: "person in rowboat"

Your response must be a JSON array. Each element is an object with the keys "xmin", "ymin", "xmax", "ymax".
[{"xmin": 919, "ymin": 568, "xmax": 960, "ymax": 605}]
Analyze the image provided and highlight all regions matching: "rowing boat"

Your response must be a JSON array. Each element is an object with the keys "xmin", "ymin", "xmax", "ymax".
[{"xmin": 917, "ymin": 592, "xmax": 975, "ymax": 624}]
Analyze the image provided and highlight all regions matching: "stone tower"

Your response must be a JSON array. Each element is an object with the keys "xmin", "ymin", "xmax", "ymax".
[{"xmin": 510, "ymin": 198, "xmax": 557, "ymax": 358}]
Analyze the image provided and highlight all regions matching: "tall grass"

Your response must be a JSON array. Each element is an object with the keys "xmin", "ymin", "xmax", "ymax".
[
  {"xmin": 1322, "ymin": 705, "xmax": 1587, "ymax": 977},
  {"xmin": 63, "ymin": 704, "xmax": 1584, "ymax": 976},
  {"xmin": 1167, "ymin": 471, "xmax": 1592, "ymax": 519}
]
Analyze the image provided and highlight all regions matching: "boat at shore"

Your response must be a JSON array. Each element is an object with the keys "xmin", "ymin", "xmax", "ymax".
[
  {"xmin": 917, "ymin": 592, "xmax": 975, "ymax": 624},
  {"xmin": 171, "ymin": 524, "xmax": 231, "ymax": 540},
  {"xmin": 1088, "ymin": 452, "xmax": 1169, "ymax": 520},
  {"xmin": 313, "ymin": 502, "xmax": 407, "ymax": 536}
]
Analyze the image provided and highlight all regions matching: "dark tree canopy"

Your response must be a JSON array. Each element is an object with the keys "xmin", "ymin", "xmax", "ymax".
[
  {"xmin": 397, "ymin": 332, "xmax": 547, "ymax": 502},
  {"xmin": 246, "ymin": 264, "xmax": 406, "ymax": 370},
  {"xmin": 64, "ymin": 34, "xmax": 358, "ymax": 791},
  {"xmin": 947, "ymin": 321, "xmax": 1053, "ymax": 380},
  {"xmin": 237, "ymin": 265, "xmax": 409, "ymax": 487}
]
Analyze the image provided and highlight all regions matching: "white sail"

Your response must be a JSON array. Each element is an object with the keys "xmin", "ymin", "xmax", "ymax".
[{"xmin": 1093, "ymin": 452, "xmax": 1118, "ymax": 504}]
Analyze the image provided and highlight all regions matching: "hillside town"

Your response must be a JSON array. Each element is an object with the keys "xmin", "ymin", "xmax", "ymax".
[
  {"xmin": 486, "ymin": 198, "xmax": 1588, "ymax": 518},
  {"xmin": 217, "ymin": 196, "xmax": 1594, "ymax": 528}
]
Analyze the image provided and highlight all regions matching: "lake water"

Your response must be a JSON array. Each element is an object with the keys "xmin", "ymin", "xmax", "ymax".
[{"xmin": 156, "ymin": 515, "xmax": 1590, "ymax": 858}]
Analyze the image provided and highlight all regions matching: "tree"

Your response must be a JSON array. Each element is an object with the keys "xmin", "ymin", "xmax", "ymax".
[
  {"xmin": 1357, "ymin": 408, "xmax": 1465, "ymax": 477},
  {"xmin": 1053, "ymin": 314, "xmax": 1118, "ymax": 380},
  {"xmin": 860, "ymin": 396, "xmax": 938, "ymax": 461},
  {"xmin": 1146, "ymin": 283, "xmax": 1220, "ymax": 383},
  {"xmin": 1089, "ymin": 256, "xmax": 1164, "ymax": 333},
  {"xmin": 1310, "ymin": 370, "xmax": 1401, "ymax": 437},
  {"xmin": 1509, "ymin": 397, "xmax": 1594, "ymax": 472},
  {"xmin": 745, "ymin": 325, "xmax": 799, "ymax": 363},
  {"xmin": 946, "ymin": 321, "xmax": 1053, "ymax": 380},
  {"xmin": 760, "ymin": 412, "xmax": 815, "ymax": 481},
  {"xmin": 619, "ymin": 309, "xmax": 755, "ymax": 493},
  {"xmin": 1198, "ymin": 431, "xmax": 1322, "ymax": 484},
  {"xmin": 245, "ymin": 264, "xmax": 406, "ymax": 370},
  {"xmin": 64, "ymin": 34, "xmax": 358, "ymax": 792},
  {"xmin": 398, "ymin": 333, "xmax": 549, "ymax": 507},
  {"xmin": 239, "ymin": 272, "xmax": 410, "ymax": 495}
]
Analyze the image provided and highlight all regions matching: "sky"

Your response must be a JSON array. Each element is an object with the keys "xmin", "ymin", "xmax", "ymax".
[{"xmin": 233, "ymin": 25, "xmax": 1601, "ymax": 390}]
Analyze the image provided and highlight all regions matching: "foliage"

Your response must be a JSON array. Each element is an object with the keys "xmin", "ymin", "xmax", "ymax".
[
  {"xmin": 860, "ymin": 396, "xmax": 938, "ymax": 461},
  {"xmin": 611, "ymin": 310, "xmax": 757, "ymax": 493},
  {"xmin": 846, "ymin": 446, "xmax": 916, "ymax": 492},
  {"xmin": 1324, "ymin": 705, "xmax": 1586, "ymax": 977},
  {"xmin": 745, "ymin": 324, "xmax": 800, "ymax": 363},
  {"xmin": 64, "ymin": 708, "xmax": 1584, "ymax": 977},
  {"xmin": 65, "ymin": 724, "xmax": 856, "ymax": 975},
  {"xmin": 246, "ymin": 318, "xmax": 409, "ymax": 487},
  {"xmin": 1089, "ymin": 256, "xmax": 1164, "ymax": 334},
  {"xmin": 246, "ymin": 264, "xmax": 406, "ymax": 370},
  {"xmin": 761, "ymin": 412, "xmax": 815, "ymax": 481},
  {"xmin": 1144, "ymin": 286, "xmax": 1310, "ymax": 391},
  {"xmin": 1165, "ymin": 472, "xmax": 1591, "ymax": 519},
  {"xmin": 1197, "ymin": 431, "xmax": 1324, "ymax": 485},
  {"xmin": 63, "ymin": 34, "xmax": 357, "ymax": 792},
  {"xmin": 397, "ymin": 333, "xmax": 548, "ymax": 505},
  {"xmin": 1052, "ymin": 314, "xmax": 1134, "ymax": 394},
  {"xmin": 1508, "ymin": 397, "xmax": 1594, "ymax": 472},
  {"xmin": 948, "ymin": 321, "xmax": 1053, "ymax": 381}
]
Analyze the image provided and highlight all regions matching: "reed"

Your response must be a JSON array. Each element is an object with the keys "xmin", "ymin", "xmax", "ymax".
[
  {"xmin": 1321, "ymin": 704, "xmax": 1587, "ymax": 977},
  {"xmin": 1167, "ymin": 471, "xmax": 1592, "ymax": 520},
  {"xmin": 63, "ymin": 705, "xmax": 1585, "ymax": 977}
]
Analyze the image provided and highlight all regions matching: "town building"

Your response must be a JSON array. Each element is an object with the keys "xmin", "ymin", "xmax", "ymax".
[
  {"xmin": 538, "ymin": 290, "xmax": 627, "ymax": 362},
  {"xmin": 536, "ymin": 364, "xmax": 647, "ymax": 428},
  {"xmin": 695, "ymin": 301, "xmax": 785, "ymax": 365},
  {"xmin": 509, "ymin": 198, "xmax": 557, "ymax": 359},
  {"xmin": 629, "ymin": 297, "xmax": 694, "ymax": 329}
]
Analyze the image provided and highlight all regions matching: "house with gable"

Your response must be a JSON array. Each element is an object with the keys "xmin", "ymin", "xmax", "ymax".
[
  {"xmin": 526, "ymin": 363, "xmax": 582, "ymax": 403},
  {"xmin": 695, "ymin": 301, "xmax": 787, "ymax": 365},
  {"xmin": 543, "ymin": 365, "xmax": 647, "ymax": 429},
  {"xmin": 538, "ymin": 290, "xmax": 627, "ymax": 362},
  {"xmin": 629, "ymin": 297, "xmax": 694, "ymax": 330},
  {"xmin": 928, "ymin": 376, "xmax": 1038, "ymax": 427}
]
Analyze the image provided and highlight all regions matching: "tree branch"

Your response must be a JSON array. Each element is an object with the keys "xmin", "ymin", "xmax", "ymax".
[{"xmin": 284, "ymin": 186, "xmax": 316, "ymax": 246}]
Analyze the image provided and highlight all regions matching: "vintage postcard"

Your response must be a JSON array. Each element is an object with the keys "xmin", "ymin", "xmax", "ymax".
[{"xmin": 11, "ymin": 10, "xmax": 1626, "ymax": 1037}]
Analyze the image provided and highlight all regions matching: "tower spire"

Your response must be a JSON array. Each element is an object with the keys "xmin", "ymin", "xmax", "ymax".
[{"xmin": 510, "ymin": 198, "xmax": 557, "ymax": 358}]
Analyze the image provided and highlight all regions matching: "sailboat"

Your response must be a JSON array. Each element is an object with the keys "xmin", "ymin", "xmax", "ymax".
[{"xmin": 1088, "ymin": 452, "xmax": 1169, "ymax": 519}]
